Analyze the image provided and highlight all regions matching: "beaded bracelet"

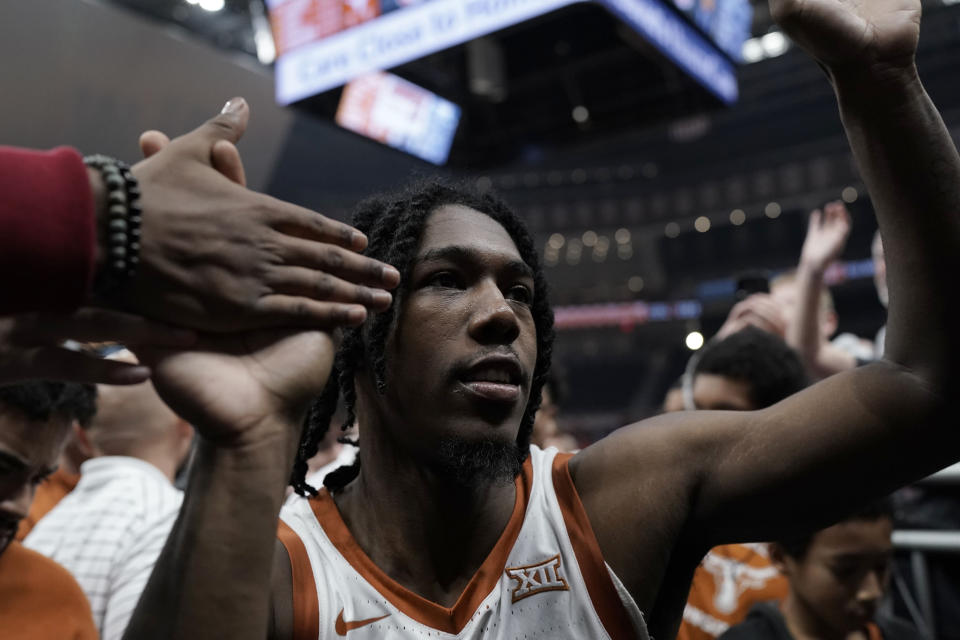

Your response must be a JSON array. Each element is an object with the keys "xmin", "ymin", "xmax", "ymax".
[{"xmin": 84, "ymin": 155, "xmax": 142, "ymax": 297}]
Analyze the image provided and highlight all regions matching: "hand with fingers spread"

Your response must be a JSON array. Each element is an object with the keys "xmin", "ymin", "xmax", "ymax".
[
  {"xmin": 800, "ymin": 201, "xmax": 852, "ymax": 274},
  {"xmin": 102, "ymin": 97, "xmax": 399, "ymax": 332},
  {"xmin": 0, "ymin": 309, "xmax": 195, "ymax": 386},
  {"xmin": 786, "ymin": 201, "xmax": 863, "ymax": 378}
]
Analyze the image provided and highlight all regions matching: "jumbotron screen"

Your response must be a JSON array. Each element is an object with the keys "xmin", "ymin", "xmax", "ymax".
[
  {"xmin": 335, "ymin": 70, "xmax": 461, "ymax": 165},
  {"xmin": 267, "ymin": 0, "xmax": 747, "ymax": 107},
  {"xmin": 267, "ymin": 0, "xmax": 430, "ymax": 59}
]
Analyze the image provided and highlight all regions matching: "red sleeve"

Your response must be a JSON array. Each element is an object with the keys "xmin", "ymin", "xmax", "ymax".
[{"xmin": 0, "ymin": 146, "xmax": 96, "ymax": 314}]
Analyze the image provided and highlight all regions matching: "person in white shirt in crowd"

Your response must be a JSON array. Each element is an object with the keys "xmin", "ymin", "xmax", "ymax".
[
  {"xmin": 717, "ymin": 202, "xmax": 881, "ymax": 380},
  {"xmin": 25, "ymin": 349, "xmax": 192, "ymax": 640},
  {"xmin": 773, "ymin": 201, "xmax": 876, "ymax": 378},
  {"xmin": 530, "ymin": 372, "xmax": 578, "ymax": 453}
]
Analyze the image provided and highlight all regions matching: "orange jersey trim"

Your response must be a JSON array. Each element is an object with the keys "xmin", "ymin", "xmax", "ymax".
[
  {"xmin": 278, "ymin": 520, "xmax": 320, "ymax": 640},
  {"xmin": 306, "ymin": 457, "xmax": 535, "ymax": 635},
  {"xmin": 552, "ymin": 452, "xmax": 639, "ymax": 640}
]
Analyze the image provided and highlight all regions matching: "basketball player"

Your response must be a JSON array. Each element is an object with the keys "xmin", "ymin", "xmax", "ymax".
[{"xmin": 125, "ymin": 1, "xmax": 960, "ymax": 639}]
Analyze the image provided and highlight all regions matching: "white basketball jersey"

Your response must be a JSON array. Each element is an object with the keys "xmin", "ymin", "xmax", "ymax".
[{"xmin": 278, "ymin": 446, "xmax": 649, "ymax": 640}]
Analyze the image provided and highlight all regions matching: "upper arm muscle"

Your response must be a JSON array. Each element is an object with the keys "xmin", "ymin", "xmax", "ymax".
[{"xmin": 571, "ymin": 361, "xmax": 954, "ymax": 612}]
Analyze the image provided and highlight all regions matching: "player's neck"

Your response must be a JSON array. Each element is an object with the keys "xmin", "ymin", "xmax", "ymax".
[{"xmin": 333, "ymin": 436, "xmax": 517, "ymax": 607}]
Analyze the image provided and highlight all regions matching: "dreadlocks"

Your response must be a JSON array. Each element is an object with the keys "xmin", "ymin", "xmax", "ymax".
[{"xmin": 290, "ymin": 179, "xmax": 554, "ymax": 496}]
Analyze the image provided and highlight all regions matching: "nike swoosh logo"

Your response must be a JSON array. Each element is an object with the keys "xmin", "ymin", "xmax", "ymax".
[{"xmin": 335, "ymin": 609, "xmax": 391, "ymax": 635}]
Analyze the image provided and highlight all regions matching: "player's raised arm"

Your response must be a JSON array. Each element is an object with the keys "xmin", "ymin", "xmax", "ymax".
[{"xmin": 570, "ymin": 0, "xmax": 960, "ymax": 632}]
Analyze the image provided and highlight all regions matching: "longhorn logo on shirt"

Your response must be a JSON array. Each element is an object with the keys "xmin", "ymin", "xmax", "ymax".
[
  {"xmin": 702, "ymin": 550, "xmax": 781, "ymax": 614},
  {"xmin": 505, "ymin": 554, "xmax": 570, "ymax": 603}
]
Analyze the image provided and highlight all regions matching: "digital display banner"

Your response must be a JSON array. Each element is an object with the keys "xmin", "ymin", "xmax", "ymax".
[
  {"xmin": 602, "ymin": 0, "xmax": 738, "ymax": 102},
  {"xmin": 270, "ymin": 0, "xmax": 741, "ymax": 106},
  {"xmin": 336, "ymin": 71, "xmax": 461, "ymax": 164},
  {"xmin": 669, "ymin": 0, "xmax": 751, "ymax": 61}
]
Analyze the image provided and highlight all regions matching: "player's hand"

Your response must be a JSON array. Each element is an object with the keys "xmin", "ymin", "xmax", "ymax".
[
  {"xmin": 0, "ymin": 309, "xmax": 195, "ymax": 385},
  {"xmin": 770, "ymin": 0, "xmax": 920, "ymax": 75},
  {"xmin": 716, "ymin": 294, "xmax": 787, "ymax": 340},
  {"xmin": 800, "ymin": 201, "xmax": 851, "ymax": 273},
  {"xmin": 143, "ymin": 330, "xmax": 334, "ymax": 447},
  {"xmin": 113, "ymin": 97, "xmax": 399, "ymax": 333}
]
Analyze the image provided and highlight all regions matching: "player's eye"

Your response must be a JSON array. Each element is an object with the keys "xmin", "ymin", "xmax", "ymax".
[
  {"xmin": 427, "ymin": 271, "xmax": 462, "ymax": 289},
  {"xmin": 506, "ymin": 284, "xmax": 533, "ymax": 305}
]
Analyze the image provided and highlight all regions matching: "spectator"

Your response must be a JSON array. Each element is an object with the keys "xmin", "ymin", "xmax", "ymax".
[
  {"xmin": 690, "ymin": 327, "xmax": 807, "ymax": 412},
  {"xmin": 663, "ymin": 378, "xmax": 686, "ymax": 413},
  {"xmin": 25, "ymin": 350, "xmax": 192, "ymax": 640},
  {"xmin": 719, "ymin": 499, "xmax": 917, "ymax": 640},
  {"xmin": 0, "ymin": 381, "xmax": 98, "ymax": 639},
  {"xmin": 531, "ymin": 370, "xmax": 577, "ymax": 451},
  {"xmin": 679, "ymin": 327, "xmax": 808, "ymax": 640},
  {"xmin": 15, "ymin": 382, "xmax": 97, "ymax": 540},
  {"xmin": 775, "ymin": 202, "xmax": 875, "ymax": 379}
]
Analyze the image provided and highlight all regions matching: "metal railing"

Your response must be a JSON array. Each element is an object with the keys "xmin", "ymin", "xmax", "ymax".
[{"xmin": 891, "ymin": 462, "xmax": 960, "ymax": 639}]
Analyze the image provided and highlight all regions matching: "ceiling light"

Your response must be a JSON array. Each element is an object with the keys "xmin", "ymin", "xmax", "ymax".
[
  {"xmin": 761, "ymin": 31, "xmax": 789, "ymax": 57},
  {"xmin": 742, "ymin": 38, "xmax": 764, "ymax": 63},
  {"xmin": 685, "ymin": 331, "xmax": 705, "ymax": 351}
]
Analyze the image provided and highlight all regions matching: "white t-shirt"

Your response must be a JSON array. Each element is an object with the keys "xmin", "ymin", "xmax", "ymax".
[{"xmin": 25, "ymin": 456, "xmax": 182, "ymax": 640}]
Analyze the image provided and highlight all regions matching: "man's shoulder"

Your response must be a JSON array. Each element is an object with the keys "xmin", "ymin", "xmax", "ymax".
[
  {"xmin": 0, "ymin": 542, "xmax": 97, "ymax": 638},
  {"xmin": 0, "ymin": 542, "xmax": 90, "ymax": 601},
  {"xmin": 50, "ymin": 467, "xmax": 180, "ymax": 518},
  {"xmin": 79, "ymin": 457, "xmax": 183, "ymax": 516}
]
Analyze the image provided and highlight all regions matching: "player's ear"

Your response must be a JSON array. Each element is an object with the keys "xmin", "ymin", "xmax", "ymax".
[{"xmin": 71, "ymin": 421, "xmax": 96, "ymax": 459}]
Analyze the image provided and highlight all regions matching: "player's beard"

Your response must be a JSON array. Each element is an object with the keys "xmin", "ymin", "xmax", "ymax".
[{"xmin": 434, "ymin": 436, "xmax": 523, "ymax": 487}]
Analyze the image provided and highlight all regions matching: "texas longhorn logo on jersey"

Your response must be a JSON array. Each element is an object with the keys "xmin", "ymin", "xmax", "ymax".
[
  {"xmin": 505, "ymin": 554, "xmax": 570, "ymax": 603},
  {"xmin": 701, "ymin": 545, "xmax": 782, "ymax": 614}
]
